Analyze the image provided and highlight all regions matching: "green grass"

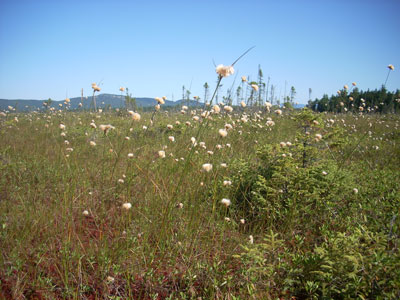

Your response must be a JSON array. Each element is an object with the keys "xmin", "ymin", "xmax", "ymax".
[{"xmin": 1, "ymin": 107, "xmax": 399, "ymax": 299}]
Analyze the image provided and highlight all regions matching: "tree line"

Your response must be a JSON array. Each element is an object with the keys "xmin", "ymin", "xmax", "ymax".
[{"xmin": 308, "ymin": 86, "xmax": 400, "ymax": 113}]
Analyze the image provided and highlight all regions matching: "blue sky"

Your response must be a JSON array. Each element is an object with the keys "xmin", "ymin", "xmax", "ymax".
[{"xmin": 0, "ymin": 0, "xmax": 399, "ymax": 104}]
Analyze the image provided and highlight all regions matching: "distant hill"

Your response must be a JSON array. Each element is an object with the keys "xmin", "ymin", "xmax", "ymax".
[
  {"xmin": 0, "ymin": 93, "xmax": 307, "ymax": 112},
  {"xmin": 293, "ymin": 103, "xmax": 306, "ymax": 109},
  {"xmin": 0, "ymin": 94, "xmax": 205, "ymax": 112}
]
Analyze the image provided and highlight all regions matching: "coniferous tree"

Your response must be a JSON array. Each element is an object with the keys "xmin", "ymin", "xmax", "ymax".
[
  {"xmin": 257, "ymin": 65, "xmax": 264, "ymax": 106},
  {"xmin": 203, "ymin": 82, "xmax": 209, "ymax": 104},
  {"xmin": 265, "ymin": 76, "xmax": 270, "ymax": 103},
  {"xmin": 236, "ymin": 86, "xmax": 241, "ymax": 106},
  {"xmin": 186, "ymin": 89, "xmax": 191, "ymax": 107}
]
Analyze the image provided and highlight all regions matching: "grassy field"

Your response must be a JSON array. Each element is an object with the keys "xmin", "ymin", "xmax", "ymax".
[{"xmin": 1, "ymin": 106, "xmax": 399, "ymax": 299}]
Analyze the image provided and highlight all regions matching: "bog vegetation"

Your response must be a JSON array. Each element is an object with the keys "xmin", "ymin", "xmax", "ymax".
[{"xmin": 0, "ymin": 61, "xmax": 399, "ymax": 299}]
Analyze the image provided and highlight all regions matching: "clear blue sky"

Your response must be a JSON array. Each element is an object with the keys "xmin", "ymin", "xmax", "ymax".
[{"xmin": 0, "ymin": 0, "xmax": 399, "ymax": 104}]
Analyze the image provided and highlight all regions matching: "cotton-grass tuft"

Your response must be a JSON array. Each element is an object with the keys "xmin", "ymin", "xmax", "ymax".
[
  {"xmin": 92, "ymin": 83, "xmax": 101, "ymax": 92},
  {"xmin": 155, "ymin": 97, "xmax": 165, "ymax": 105},
  {"xmin": 219, "ymin": 129, "xmax": 228, "ymax": 138},
  {"xmin": 122, "ymin": 202, "xmax": 132, "ymax": 210},
  {"xmin": 202, "ymin": 163, "xmax": 213, "ymax": 172},
  {"xmin": 249, "ymin": 235, "xmax": 254, "ymax": 244},
  {"xmin": 99, "ymin": 124, "xmax": 115, "ymax": 134},
  {"xmin": 158, "ymin": 150, "xmax": 166, "ymax": 158},
  {"xmin": 215, "ymin": 64, "xmax": 234, "ymax": 77},
  {"xmin": 107, "ymin": 276, "xmax": 115, "ymax": 283},
  {"xmin": 129, "ymin": 111, "xmax": 141, "ymax": 121},
  {"xmin": 224, "ymin": 105, "xmax": 233, "ymax": 113},
  {"xmin": 251, "ymin": 84, "xmax": 259, "ymax": 91},
  {"xmin": 385, "ymin": 64, "xmax": 395, "ymax": 86},
  {"xmin": 221, "ymin": 198, "xmax": 231, "ymax": 207},
  {"xmin": 212, "ymin": 105, "xmax": 221, "ymax": 114}
]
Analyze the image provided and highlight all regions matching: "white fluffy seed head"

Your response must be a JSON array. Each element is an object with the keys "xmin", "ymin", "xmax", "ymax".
[
  {"xmin": 219, "ymin": 129, "xmax": 228, "ymax": 138},
  {"xmin": 131, "ymin": 112, "xmax": 141, "ymax": 121},
  {"xmin": 202, "ymin": 163, "xmax": 213, "ymax": 172},
  {"xmin": 224, "ymin": 105, "xmax": 233, "ymax": 113},
  {"xmin": 122, "ymin": 203, "xmax": 132, "ymax": 210},
  {"xmin": 221, "ymin": 198, "xmax": 231, "ymax": 207},
  {"xmin": 158, "ymin": 150, "xmax": 166, "ymax": 158},
  {"xmin": 225, "ymin": 123, "xmax": 233, "ymax": 130},
  {"xmin": 249, "ymin": 235, "xmax": 254, "ymax": 244},
  {"xmin": 215, "ymin": 64, "xmax": 234, "ymax": 77},
  {"xmin": 212, "ymin": 105, "xmax": 221, "ymax": 114}
]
